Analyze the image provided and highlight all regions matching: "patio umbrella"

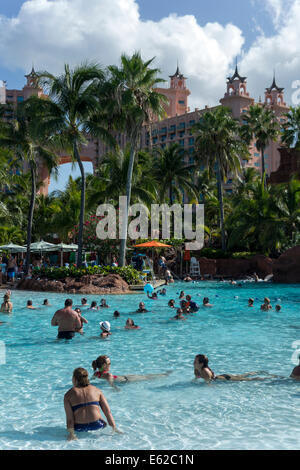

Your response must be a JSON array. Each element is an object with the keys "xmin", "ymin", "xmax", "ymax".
[
  {"xmin": 134, "ymin": 241, "xmax": 171, "ymax": 282},
  {"xmin": 27, "ymin": 240, "xmax": 57, "ymax": 252},
  {"xmin": 0, "ymin": 242, "xmax": 26, "ymax": 253},
  {"xmin": 45, "ymin": 243, "xmax": 78, "ymax": 267}
]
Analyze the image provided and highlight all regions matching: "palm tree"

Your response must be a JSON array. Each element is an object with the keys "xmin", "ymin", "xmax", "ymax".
[
  {"xmin": 281, "ymin": 106, "xmax": 300, "ymax": 149},
  {"xmin": 38, "ymin": 62, "xmax": 113, "ymax": 267},
  {"xmin": 0, "ymin": 97, "xmax": 59, "ymax": 273},
  {"xmin": 193, "ymin": 107, "xmax": 249, "ymax": 250},
  {"xmin": 108, "ymin": 52, "xmax": 168, "ymax": 266},
  {"xmin": 152, "ymin": 144, "xmax": 197, "ymax": 203},
  {"xmin": 240, "ymin": 104, "xmax": 279, "ymax": 186},
  {"xmin": 87, "ymin": 146, "xmax": 156, "ymax": 209}
]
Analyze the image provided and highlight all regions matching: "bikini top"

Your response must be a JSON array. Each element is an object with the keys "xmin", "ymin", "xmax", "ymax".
[
  {"xmin": 94, "ymin": 370, "xmax": 118, "ymax": 379},
  {"xmin": 71, "ymin": 401, "xmax": 99, "ymax": 412}
]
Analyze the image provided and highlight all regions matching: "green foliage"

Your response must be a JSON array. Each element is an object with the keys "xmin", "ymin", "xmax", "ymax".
[
  {"xmin": 33, "ymin": 264, "xmax": 141, "ymax": 284},
  {"xmin": 199, "ymin": 248, "xmax": 259, "ymax": 259}
]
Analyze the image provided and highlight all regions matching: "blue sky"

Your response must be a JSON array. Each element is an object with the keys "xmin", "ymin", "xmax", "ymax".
[{"xmin": 0, "ymin": 0, "xmax": 297, "ymax": 192}]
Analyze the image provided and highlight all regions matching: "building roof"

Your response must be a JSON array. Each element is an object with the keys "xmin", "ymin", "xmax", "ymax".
[
  {"xmin": 227, "ymin": 64, "xmax": 247, "ymax": 83},
  {"xmin": 265, "ymin": 74, "xmax": 284, "ymax": 93},
  {"xmin": 169, "ymin": 64, "xmax": 186, "ymax": 80}
]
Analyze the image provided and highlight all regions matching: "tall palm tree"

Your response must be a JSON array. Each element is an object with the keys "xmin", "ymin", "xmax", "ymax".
[
  {"xmin": 0, "ymin": 97, "xmax": 59, "ymax": 273},
  {"xmin": 108, "ymin": 52, "xmax": 168, "ymax": 266},
  {"xmin": 281, "ymin": 106, "xmax": 300, "ymax": 149},
  {"xmin": 152, "ymin": 144, "xmax": 197, "ymax": 203},
  {"xmin": 38, "ymin": 62, "xmax": 113, "ymax": 267},
  {"xmin": 87, "ymin": 146, "xmax": 156, "ymax": 209},
  {"xmin": 240, "ymin": 104, "xmax": 279, "ymax": 186},
  {"xmin": 193, "ymin": 107, "xmax": 249, "ymax": 250}
]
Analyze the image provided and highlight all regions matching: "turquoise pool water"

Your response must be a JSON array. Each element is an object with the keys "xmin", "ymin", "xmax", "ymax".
[{"xmin": 0, "ymin": 281, "xmax": 299, "ymax": 450}]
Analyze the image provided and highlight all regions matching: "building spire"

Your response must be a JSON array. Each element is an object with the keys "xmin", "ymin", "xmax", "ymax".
[
  {"xmin": 227, "ymin": 59, "xmax": 247, "ymax": 83},
  {"xmin": 266, "ymin": 70, "xmax": 284, "ymax": 93}
]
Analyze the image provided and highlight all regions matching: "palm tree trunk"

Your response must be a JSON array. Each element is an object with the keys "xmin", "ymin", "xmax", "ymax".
[
  {"xmin": 261, "ymin": 148, "xmax": 266, "ymax": 187},
  {"xmin": 216, "ymin": 160, "xmax": 226, "ymax": 251},
  {"xmin": 119, "ymin": 139, "xmax": 136, "ymax": 267},
  {"xmin": 74, "ymin": 141, "xmax": 85, "ymax": 268},
  {"xmin": 25, "ymin": 163, "xmax": 36, "ymax": 275}
]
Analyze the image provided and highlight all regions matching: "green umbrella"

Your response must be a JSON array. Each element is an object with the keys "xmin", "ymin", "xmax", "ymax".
[
  {"xmin": 0, "ymin": 242, "xmax": 26, "ymax": 253},
  {"xmin": 27, "ymin": 240, "xmax": 57, "ymax": 251}
]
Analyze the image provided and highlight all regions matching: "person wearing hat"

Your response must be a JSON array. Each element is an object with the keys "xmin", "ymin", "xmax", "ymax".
[{"xmin": 99, "ymin": 321, "xmax": 111, "ymax": 338}]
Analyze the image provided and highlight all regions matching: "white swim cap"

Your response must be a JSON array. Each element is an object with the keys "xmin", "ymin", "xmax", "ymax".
[{"xmin": 99, "ymin": 321, "xmax": 111, "ymax": 332}]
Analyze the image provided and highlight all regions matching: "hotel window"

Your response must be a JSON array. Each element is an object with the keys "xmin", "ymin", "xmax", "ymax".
[
  {"xmin": 17, "ymin": 96, "xmax": 24, "ymax": 102},
  {"xmin": 179, "ymin": 139, "xmax": 185, "ymax": 146},
  {"xmin": 254, "ymin": 163, "xmax": 260, "ymax": 167},
  {"xmin": 254, "ymin": 153, "xmax": 260, "ymax": 157},
  {"xmin": 178, "ymin": 122, "xmax": 185, "ymax": 129},
  {"xmin": 189, "ymin": 137, "xmax": 194, "ymax": 145},
  {"xmin": 178, "ymin": 100, "xmax": 185, "ymax": 104}
]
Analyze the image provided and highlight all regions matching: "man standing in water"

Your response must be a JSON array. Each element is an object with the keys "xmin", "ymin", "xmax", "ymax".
[{"xmin": 51, "ymin": 299, "xmax": 81, "ymax": 339}]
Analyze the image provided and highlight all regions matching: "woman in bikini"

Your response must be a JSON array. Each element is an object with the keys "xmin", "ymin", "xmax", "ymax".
[
  {"xmin": 92, "ymin": 355, "xmax": 172, "ymax": 390},
  {"xmin": 64, "ymin": 367, "xmax": 120, "ymax": 440},
  {"xmin": 193, "ymin": 354, "xmax": 270, "ymax": 383}
]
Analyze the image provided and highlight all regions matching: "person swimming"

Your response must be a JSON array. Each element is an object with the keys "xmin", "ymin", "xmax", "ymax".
[
  {"xmin": 203, "ymin": 297, "xmax": 213, "ymax": 307},
  {"xmin": 290, "ymin": 355, "xmax": 300, "ymax": 380},
  {"xmin": 193, "ymin": 354, "xmax": 269, "ymax": 383},
  {"xmin": 171, "ymin": 308, "xmax": 186, "ymax": 320},
  {"xmin": 88, "ymin": 301, "xmax": 99, "ymax": 311},
  {"xmin": 168, "ymin": 299, "xmax": 175, "ymax": 308},
  {"xmin": 248, "ymin": 298, "xmax": 254, "ymax": 307},
  {"xmin": 113, "ymin": 310, "xmax": 120, "ymax": 318},
  {"xmin": 261, "ymin": 297, "xmax": 272, "ymax": 311},
  {"xmin": 43, "ymin": 299, "xmax": 51, "ymax": 306},
  {"xmin": 100, "ymin": 299, "xmax": 109, "ymax": 308},
  {"xmin": 125, "ymin": 318, "xmax": 140, "ymax": 329},
  {"xmin": 92, "ymin": 355, "xmax": 172, "ymax": 390},
  {"xmin": 136, "ymin": 302, "xmax": 148, "ymax": 313},
  {"xmin": 99, "ymin": 321, "xmax": 111, "ymax": 338},
  {"xmin": 26, "ymin": 300, "xmax": 37, "ymax": 310}
]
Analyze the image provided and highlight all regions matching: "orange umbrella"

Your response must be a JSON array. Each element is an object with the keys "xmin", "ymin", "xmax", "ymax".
[{"xmin": 134, "ymin": 241, "xmax": 171, "ymax": 248}]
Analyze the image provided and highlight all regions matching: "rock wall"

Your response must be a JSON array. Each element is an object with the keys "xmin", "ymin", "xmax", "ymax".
[
  {"xmin": 273, "ymin": 246, "xmax": 300, "ymax": 283},
  {"xmin": 17, "ymin": 274, "xmax": 131, "ymax": 294}
]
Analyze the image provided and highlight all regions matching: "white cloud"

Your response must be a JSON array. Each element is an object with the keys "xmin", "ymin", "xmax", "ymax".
[
  {"xmin": 0, "ymin": 0, "xmax": 244, "ymax": 109},
  {"xmin": 241, "ymin": 0, "xmax": 300, "ymax": 105}
]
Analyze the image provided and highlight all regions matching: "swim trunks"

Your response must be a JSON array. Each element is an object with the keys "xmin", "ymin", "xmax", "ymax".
[
  {"xmin": 57, "ymin": 331, "xmax": 75, "ymax": 339},
  {"xmin": 74, "ymin": 419, "xmax": 107, "ymax": 432}
]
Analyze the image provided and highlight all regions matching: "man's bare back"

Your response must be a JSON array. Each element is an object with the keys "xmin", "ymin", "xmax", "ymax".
[{"xmin": 51, "ymin": 304, "xmax": 81, "ymax": 333}]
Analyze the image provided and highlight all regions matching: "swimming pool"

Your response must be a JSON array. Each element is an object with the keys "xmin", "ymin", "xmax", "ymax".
[{"xmin": 0, "ymin": 281, "xmax": 299, "ymax": 450}]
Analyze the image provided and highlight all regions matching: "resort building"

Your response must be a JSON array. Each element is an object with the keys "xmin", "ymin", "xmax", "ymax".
[{"xmin": 0, "ymin": 65, "xmax": 290, "ymax": 195}]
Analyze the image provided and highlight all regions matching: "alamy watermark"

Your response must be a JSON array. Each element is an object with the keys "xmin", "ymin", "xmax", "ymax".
[{"xmin": 95, "ymin": 197, "xmax": 204, "ymax": 250}]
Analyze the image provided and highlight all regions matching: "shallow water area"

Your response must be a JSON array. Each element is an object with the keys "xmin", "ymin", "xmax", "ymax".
[{"xmin": 0, "ymin": 281, "xmax": 299, "ymax": 450}]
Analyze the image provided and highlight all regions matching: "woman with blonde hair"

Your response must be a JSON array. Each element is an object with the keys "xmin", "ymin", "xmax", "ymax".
[
  {"xmin": 64, "ymin": 367, "xmax": 120, "ymax": 440},
  {"xmin": 0, "ymin": 291, "xmax": 13, "ymax": 313}
]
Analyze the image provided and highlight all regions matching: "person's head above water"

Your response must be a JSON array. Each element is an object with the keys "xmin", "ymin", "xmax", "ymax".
[
  {"xmin": 43, "ymin": 299, "xmax": 49, "ymax": 305},
  {"xmin": 275, "ymin": 304, "xmax": 281, "ymax": 311},
  {"xmin": 203, "ymin": 297, "xmax": 209, "ymax": 305},
  {"xmin": 73, "ymin": 367, "xmax": 90, "ymax": 388},
  {"xmin": 27, "ymin": 300, "xmax": 33, "ymax": 306},
  {"xmin": 90, "ymin": 301, "xmax": 97, "ymax": 308},
  {"xmin": 81, "ymin": 298, "xmax": 87, "ymax": 305},
  {"xmin": 99, "ymin": 320, "xmax": 111, "ymax": 332},
  {"xmin": 92, "ymin": 355, "xmax": 110, "ymax": 372},
  {"xmin": 65, "ymin": 299, "xmax": 73, "ymax": 307},
  {"xmin": 113, "ymin": 310, "xmax": 120, "ymax": 318}
]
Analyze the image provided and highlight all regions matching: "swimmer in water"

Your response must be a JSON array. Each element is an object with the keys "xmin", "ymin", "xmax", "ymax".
[
  {"xmin": 0, "ymin": 293, "xmax": 13, "ymax": 313},
  {"xmin": 92, "ymin": 355, "xmax": 172, "ymax": 390},
  {"xmin": 26, "ymin": 300, "xmax": 37, "ymax": 310},
  {"xmin": 147, "ymin": 292, "xmax": 158, "ymax": 300},
  {"xmin": 275, "ymin": 304, "xmax": 281, "ymax": 312},
  {"xmin": 113, "ymin": 310, "xmax": 120, "ymax": 318},
  {"xmin": 136, "ymin": 302, "xmax": 148, "ymax": 313},
  {"xmin": 179, "ymin": 291, "xmax": 185, "ymax": 300},
  {"xmin": 100, "ymin": 299, "xmax": 109, "ymax": 308},
  {"xmin": 74, "ymin": 308, "xmax": 88, "ymax": 334},
  {"xmin": 248, "ymin": 298, "xmax": 254, "ymax": 307},
  {"xmin": 99, "ymin": 321, "xmax": 111, "ymax": 338},
  {"xmin": 261, "ymin": 297, "xmax": 272, "ymax": 311},
  {"xmin": 125, "ymin": 318, "xmax": 140, "ymax": 329},
  {"xmin": 88, "ymin": 301, "xmax": 99, "ymax": 311},
  {"xmin": 64, "ymin": 367, "xmax": 120, "ymax": 440},
  {"xmin": 290, "ymin": 355, "xmax": 300, "ymax": 380},
  {"xmin": 203, "ymin": 297, "xmax": 213, "ymax": 307},
  {"xmin": 168, "ymin": 299, "xmax": 175, "ymax": 308},
  {"xmin": 43, "ymin": 299, "xmax": 51, "ymax": 306},
  {"xmin": 171, "ymin": 308, "xmax": 186, "ymax": 320},
  {"xmin": 193, "ymin": 355, "xmax": 270, "ymax": 383}
]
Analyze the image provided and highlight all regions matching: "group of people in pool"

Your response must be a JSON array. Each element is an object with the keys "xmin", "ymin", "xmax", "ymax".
[
  {"xmin": 1, "ymin": 287, "xmax": 297, "ymax": 441},
  {"xmin": 64, "ymin": 351, "xmax": 300, "ymax": 440}
]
